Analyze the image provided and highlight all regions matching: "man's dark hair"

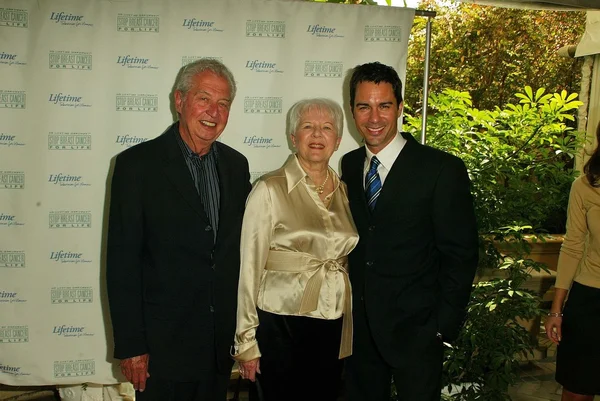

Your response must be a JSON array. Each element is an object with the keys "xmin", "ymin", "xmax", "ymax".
[
  {"xmin": 349, "ymin": 62, "xmax": 403, "ymax": 109},
  {"xmin": 585, "ymin": 121, "xmax": 600, "ymax": 187}
]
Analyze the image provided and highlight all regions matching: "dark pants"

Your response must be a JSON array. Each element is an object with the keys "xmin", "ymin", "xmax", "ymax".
[
  {"xmin": 556, "ymin": 282, "xmax": 600, "ymax": 396},
  {"xmin": 345, "ymin": 300, "xmax": 443, "ymax": 401},
  {"xmin": 135, "ymin": 372, "xmax": 230, "ymax": 401},
  {"xmin": 250, "ymin": 309, "xmax": 344, "ymax": 401}
]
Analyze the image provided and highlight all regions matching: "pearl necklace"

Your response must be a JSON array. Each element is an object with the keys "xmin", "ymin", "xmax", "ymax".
[{"xmin": 315, "ymin": 169, "xmax": 330, "ymax": 195}]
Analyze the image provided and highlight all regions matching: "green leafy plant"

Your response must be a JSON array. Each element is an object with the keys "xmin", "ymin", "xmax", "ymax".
[
  {"xmin": 399, "ymin": 87, "xmax": 583, "ymax": 400},
  {"xmin": 405, "ymin": 86, "xmax": 583, "ymax": 234},
  {"xmin": 439, "ymin": 226, "xmax": 549, "ymax": 401}
]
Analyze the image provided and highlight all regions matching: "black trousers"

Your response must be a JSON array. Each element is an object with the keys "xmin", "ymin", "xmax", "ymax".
[
  {"xmin": 345, "ymin": 300, "xmax": 443, "ymax": 401},
  {"xmin": 135, "ymin": 371, "xmax": 230, "ymax": 401},
  {"xmin": 249, "ymin": 309, "xmax": 344, "ymax": 401}
]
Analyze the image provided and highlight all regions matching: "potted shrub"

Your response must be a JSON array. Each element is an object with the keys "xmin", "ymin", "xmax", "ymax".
[{"xmin": 397, "ymin": 87, "xmax": 584, "ymax": 400}]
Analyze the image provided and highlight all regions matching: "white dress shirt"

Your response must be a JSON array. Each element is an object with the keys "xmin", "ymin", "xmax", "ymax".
[{"xmin": 363, "ymin": 132, "xmax": 406, "ymax": 188}]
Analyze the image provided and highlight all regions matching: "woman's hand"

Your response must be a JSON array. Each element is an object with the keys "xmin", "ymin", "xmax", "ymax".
[
  {"xmin": 544, "ymin": 315, "xmax": 563, "ymax": 345},
  {"xmin": 239, "ymin": 358, "xmax": 261, "ymax": 382}
]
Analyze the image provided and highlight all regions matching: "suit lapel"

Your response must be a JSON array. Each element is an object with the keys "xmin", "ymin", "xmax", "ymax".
[
  {"xmin": 161, "ymin": 124, "xmax": 210, "ymax": 223},
  {"xmin": 347, "ymin": 147, "xmax": 371, "ymax": 219}
]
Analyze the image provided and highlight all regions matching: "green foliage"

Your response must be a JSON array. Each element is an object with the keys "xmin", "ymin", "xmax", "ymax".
[
  {"xmin": 402, "ymin": 88, "xmax": 582, "ymax": 400},
  {"xmin": 405, "ymin": 86, "xmax": 583, "ymax": 233},
  {"xmin": 406, "ymin": 1, "xmax": 585, "ymax": 111},
  {"xmin": 439, "ymin": 226, "xmax": 550, "ymax": 401}
]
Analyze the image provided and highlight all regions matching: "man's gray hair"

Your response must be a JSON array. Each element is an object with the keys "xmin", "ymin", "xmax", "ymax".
[
  {"xmin": 287, "ymin": 98, "xmax": 344, "ymax": 138},
  {"xmin": 175, "ymin": 58, "xmax": 237, "ymax": 100}
]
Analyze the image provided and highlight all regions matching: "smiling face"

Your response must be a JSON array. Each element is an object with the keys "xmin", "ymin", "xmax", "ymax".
[
  {"xmin": 352, "ymin": 81, "xmax": 403, "ymax": 154},
  {"xmin": 291, "ymin": 106, "xmax": 341, "ymax": 167},
  {"xmin": 175, "ymin": 70, "xmax": 232, "ymax": 155}
]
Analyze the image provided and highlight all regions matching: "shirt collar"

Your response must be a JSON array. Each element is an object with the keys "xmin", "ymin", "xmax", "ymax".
[
  {"xmin": 284, "ymin": 154, "xmax": 339, "ymax": 194},
  {"xmin": 365, "ymin": 132, "xmax": 406, "ymax": 171},
  {"xmin": 176, "ymin": 132, "xmax": 218, "ymax": 160}
]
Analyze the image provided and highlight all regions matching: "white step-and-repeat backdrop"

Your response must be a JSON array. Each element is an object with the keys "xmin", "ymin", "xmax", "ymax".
[{"xmin": 0, "ymin": 0, "xmax": 414, "ymax": 386}]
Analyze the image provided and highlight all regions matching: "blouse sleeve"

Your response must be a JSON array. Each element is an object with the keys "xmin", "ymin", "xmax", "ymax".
[
  {"xmin": 555, "ymin": 179, "xmax": 588, "ymax": 289},
  {"xmin": 232, "ymin": 179, "xmax": 273, "ymax": 362}
]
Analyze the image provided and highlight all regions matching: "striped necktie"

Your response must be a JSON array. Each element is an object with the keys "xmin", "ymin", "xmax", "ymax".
[{"xmin": 365, "ymin": 156, "xmax": 382, "ymax": 212}]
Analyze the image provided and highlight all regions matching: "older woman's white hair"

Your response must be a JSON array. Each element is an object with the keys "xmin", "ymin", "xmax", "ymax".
[{"xmin": 287, "ymin": 98, "xmax": 344, "ymax": 138}]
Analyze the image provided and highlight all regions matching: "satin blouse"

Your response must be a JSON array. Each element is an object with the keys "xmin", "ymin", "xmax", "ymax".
[{"xmin": 232, "ymin": 154, "xmax": 359, "ymax": 362}]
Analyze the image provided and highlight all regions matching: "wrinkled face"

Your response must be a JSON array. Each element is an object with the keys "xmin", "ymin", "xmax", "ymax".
[
  {"xmin": 175, "ymin": 70, "xmax": 232, "ymax": 153},
  {"xmin": 352, "ymin": 81, "xmax": 402, "ymax": 154},
  {"xmin": 291, "ymin": 107, "xmax": 341, "ymax": 165}
]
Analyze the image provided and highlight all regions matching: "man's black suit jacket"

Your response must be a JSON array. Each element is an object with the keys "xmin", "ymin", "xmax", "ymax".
[
  {"xmin": 106, "ymin": 123, "xmax": 251, "ymax": 381},
  {"xmin": 341, "ymin": 132, "xmax": 478, "ymax": 367}
]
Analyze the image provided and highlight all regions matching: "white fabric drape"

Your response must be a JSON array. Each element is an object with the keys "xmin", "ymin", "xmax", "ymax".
[{"xmin": 0, "ymin": 0, "xmax": 413, "ymax": 386}]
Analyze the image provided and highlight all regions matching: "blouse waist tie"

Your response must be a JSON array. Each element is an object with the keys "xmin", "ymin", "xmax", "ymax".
[{"xmin": 265, "ymin": 250, "xmax": 352, "ymax": 359}]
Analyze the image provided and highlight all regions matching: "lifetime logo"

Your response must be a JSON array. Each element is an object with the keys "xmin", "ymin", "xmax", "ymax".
[
  {"xmin": 304, "ymin": 61, "xmax": 343, "ymax": 78},
  {"xmin": 245, "ymin": 60, "xmax": 283, "ymax": 74},
  {"xmin": 53, "ymin": 360, "xmax": 95, "ymax": 378},
  {"xmin": 51, "ymin": 287, "xmax": 93, "ymax": 304},
  {"xmin": 182, "ymin": 18, "xmax": 222, "ymax": 32},
  {"xmin": 0, "ymin": 52, "xmax": 16, "ymax": 60},
  {"xmin": 48, "ymin": 132, "xmax": 91, "ymax": 150},
  {"xmin": 364, "ymin": 25, "xmax": 403, "ymax": 42},
  {"xmin": 49, "ymin": 51, "xmax": 92, "ymax": 70},
  {"xmin": 0, "ymin": 290, "xmax": 24, "ymax": 304},
  {"xmin": 0, "ymin": 90, "xmax": 26, "ymax": 109},
  {"xmin": 0, "ymin": 132, "xmax": 23, "ymax": 147},
  {"xmin": 306, "ymin": 24, "xmax": 344, "ymax": 39},
  {"xmin": 49, "ymin": 211, "xmax": 91, "ymax": 228},
  {"xmin": 0, "ymin": 212, "xmax": 22, "ymax": 227},
  {"xmin": 50, "ymin": 12, "xmax": 83, "ymax": 23},
  {"xmin": 0, "ymin": 213, "xmax": 15, "ymax": 221},
  {"xmin": 0, "ymin": 326, "xmax": 29, "ymax": 343},
  {"xmin": 244, "ymin": 97, "xmax": 283, "ymax": 114},
  {"xmin": 0, "ymin": 133, "xmax": 15, "ymax": 140},
  {"xmin": 0, "ymin": 52, "xmax": 25, "ymax": 67},
  {"xmin": 48, "ymin": 173, "xmax": 89, "ymax": 188},
  {"xmin": 117, "ymin": 55, "xmax": 148, "ymax": 66},
  {"xmin": 116, "ymin": 135, "xmax": 149, "ymax": 147},
  {"xmin": 246, "ymin": 20, "xmax": 285, "ymax": 38},
  {"xmin": 243, "ymin": 135, "xmax": 273, "ymax": 146},
  {"xmin": 50, "ymin": 250, "xmax": 91, "ymax": 264},
  {"xmin": 0, "ymin": 171, "xmax": 24, "ymax": 189},
  {"xmin": 116, "ymin": 94, "xmax": 158, "ymax": 112},
  {"xmin": 117, "ymin": 13, "xmax": 159, "ymax": 32},
  {"xmin": 52, "ymin": 325, "xmax": 85, "ymax": 336},
  {"xmin": 48, "ymin": 93, "xmax": 91, "ymax": 108},
  {"xmin": 0, "ymin": 251, "xmax": 25, "ymax": 268},
  {"xmin": 0, "ymin": 8, "xmax": 28, "ymax": 28},
  {"xmin": 0, "ymin": 364, "xmax": 23, "ymax": 375},
  {"xmin": 48, "ymin": 173, "xmax": 82, "ymax": 184}
]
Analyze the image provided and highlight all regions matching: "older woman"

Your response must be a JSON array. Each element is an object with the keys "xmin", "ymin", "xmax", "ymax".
[{"xmin": 232, "ymin": 98, "xmax": 358, "ymax": 401}]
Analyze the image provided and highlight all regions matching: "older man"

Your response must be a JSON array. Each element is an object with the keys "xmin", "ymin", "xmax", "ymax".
[{"xmin": 107, "ymin": 59, "xmax": 251, "ymax": 401}]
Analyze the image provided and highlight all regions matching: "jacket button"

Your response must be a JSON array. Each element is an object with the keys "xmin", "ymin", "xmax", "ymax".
[
  {"xmin": 368, "ymin": 225, "xmax": 375, "ymax": 232},
  {"xmin": 209, "ymin": 305, "xmax": 215, "ymax": 312},
  {"xmin": 366, "ymin": 261, "xmax": 373, "ymax": 267},
  {"xmin": 205, "ymin": 225, "xmax": 212, "ymax": 232}
]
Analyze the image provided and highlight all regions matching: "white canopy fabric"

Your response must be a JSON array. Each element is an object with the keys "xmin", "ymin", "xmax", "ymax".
[
  {"xmin": 577, "ymin": 11, "xmax": 600, "ymax": 56},
  {"xmin": 458, "ymin": 0, "xmax": 600, "ymax": 10}
]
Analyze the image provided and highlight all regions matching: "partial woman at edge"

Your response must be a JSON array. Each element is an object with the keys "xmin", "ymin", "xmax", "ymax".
[{"xmin": 545, "ymin": 121, "xmax": 600, "ymax": 401}]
